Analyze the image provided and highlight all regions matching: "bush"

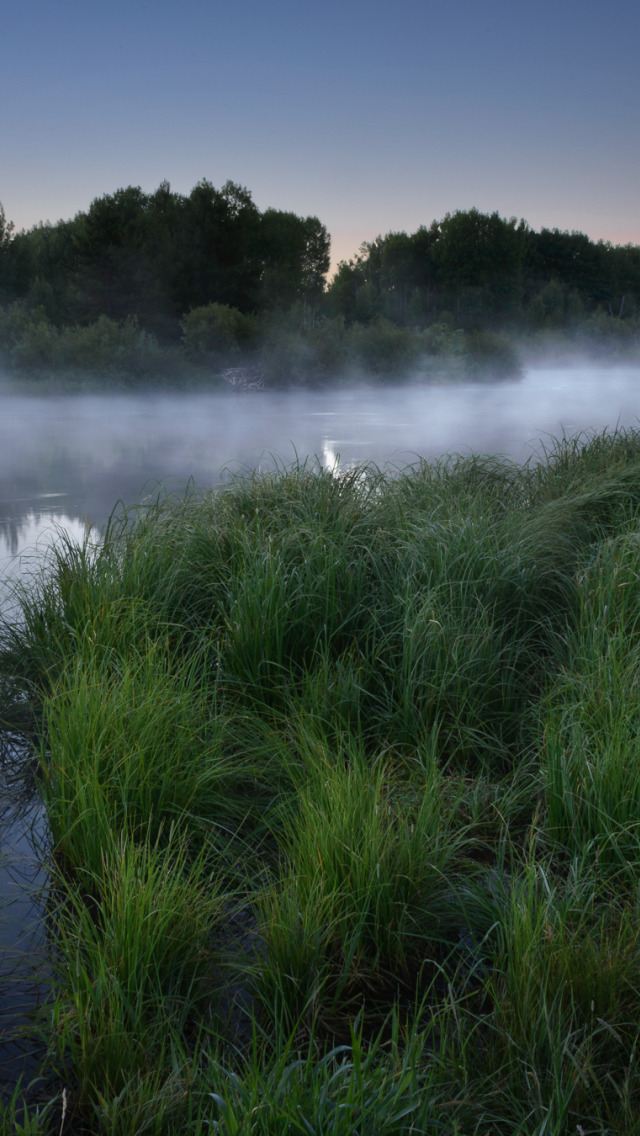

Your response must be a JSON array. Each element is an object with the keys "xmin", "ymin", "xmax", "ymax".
[
  {"xmin": 349, "ymin": 317, "xmax": 422, "ymax": 375},
  {"xmin": 8, "ymin": 312, "xmax": 171, "ymax": 378},
  {"xmin": 420, "ymin": 316, "xmax": 466, "ymax": 358},
  {"xmin": 464, "ymin": 329, "xmax": 521, "ymax": 380},
  {"xmin": 180, "ymin": 302, "xmax": 257, "ymax": 358}
]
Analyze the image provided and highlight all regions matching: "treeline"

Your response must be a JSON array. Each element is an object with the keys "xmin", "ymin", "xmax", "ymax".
[
  {"xmin": 0, "ymin": 181, "xmax": 328, "ymax": 335},
  {"xmin": 0, "ymin": 189, "xmax": 639, "ymax": 387},
  {"xmin": 328, "ymin": 210, "xmax": 640, "ymax": 334}
]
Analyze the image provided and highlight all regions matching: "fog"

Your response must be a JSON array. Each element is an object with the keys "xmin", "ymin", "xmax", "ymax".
[{"xmin": 2, "ymin": 363, "xmax": 640, "ymax": 577}]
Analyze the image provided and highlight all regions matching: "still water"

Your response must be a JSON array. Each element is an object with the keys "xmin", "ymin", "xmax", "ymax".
[
  {"xmin": 3, "ymin": 365, "xmax": 640, "ymax": 574},
  {"xmin": 0, "ymin": 363, "xmax": 639, "ymax": 1092}
]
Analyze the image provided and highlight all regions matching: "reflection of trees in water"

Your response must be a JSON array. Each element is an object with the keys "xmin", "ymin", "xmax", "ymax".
[
  {"xmin": 0, "ymin": 503, "xmax": 93, "ymax": 559},
  {"xmin": 0, "ymin": 463, "xmax": 225, "ymax": 573},
  {"xmin": 0, "ymin": 730, "xmax": 40, "ymax": 824},
  {"xmin": 0, "ymin": 505, "xmax": 55, "ymax": 557},
  {"xmin": 0, "ymin": 444, "xmax": 187, "ymax": 563},
  {"xmin": 0, "ymin": 440, "xmax": 205, "ymax": 557}
]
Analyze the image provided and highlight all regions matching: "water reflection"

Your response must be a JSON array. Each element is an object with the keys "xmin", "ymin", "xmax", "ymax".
[
  {"xmin": 0, "ymin": 511, "xmax": 89, "ymax": 623},
  {"xmin": 2, "ymin": 366, "xmax": 640, "ymax": 603},
  {"xmin": 322, "ymin": 444, "xmax": 339, "ymax": 472},
  {"xmin": 0, "ymin": 736, "xmax": 48, "ymax": 1098},
  {"xmin": 0, "ymin": 509, "xmax": 87, "ymax": 562}
]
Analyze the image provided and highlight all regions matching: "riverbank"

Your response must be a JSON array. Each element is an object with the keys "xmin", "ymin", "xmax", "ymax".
[
  {"xmin": 3, "ymin": 317, "xmax": 640, "ymax": 398},
  {"xmin": 3, "ymin": 433, "xmax": 640, "ymax": 1131},
  {"xmin": 0, "ymin": 307, "xmax": 523, "ymax": 390}
]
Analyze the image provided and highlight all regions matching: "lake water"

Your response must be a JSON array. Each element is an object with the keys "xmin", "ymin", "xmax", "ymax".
[
  {"xmin": 1, "ymin": 362, "xmax": 640, "ymax": 1093},
  {"xmin": 3, "ymin": 365, "xmax": 640, "ymax": 579}
]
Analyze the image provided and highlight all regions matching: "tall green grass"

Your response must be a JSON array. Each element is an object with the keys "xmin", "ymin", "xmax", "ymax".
[
  {"xmin": 542, "ymin": 530, "xmax": 640, "ymax": 880},
  {"xmin": 253, "ymin": 729, "xmax": 485, "ymax": 1037},
  {"xmin": 5, "ymin": 429, "xmax": 640, "ymax": 1130},
  {"xmin": 38, "ymin": 647, "xmax": 294, "ymax": 878},
  {"xmin": 46, "ymin": 828, "xmax": 226, "ymax": 1101}
]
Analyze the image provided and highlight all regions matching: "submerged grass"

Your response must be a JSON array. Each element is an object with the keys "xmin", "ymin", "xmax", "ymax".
[{"xmin": 5, "ymin": 429, "xmax": 640, "ymax": 1131}]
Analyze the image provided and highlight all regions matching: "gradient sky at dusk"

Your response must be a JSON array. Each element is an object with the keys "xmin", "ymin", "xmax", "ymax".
[{"xmin": 3, "ymin": 0, "xmax": 639, "ymax": 274}]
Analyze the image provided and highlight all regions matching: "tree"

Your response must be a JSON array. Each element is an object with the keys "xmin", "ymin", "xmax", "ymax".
[
  {"xmin": 258, "ymin": 210, "xmax": 330, "ymax": 317},
  {"xmin": 0, "ymin": 201, "xmax": 15, "ymax": 302},
  {"xmin": 69, "ymin": 186, "xmax": 160, "ymax": 325},
  {"xmin": 175, "ymin": 179, "xmax": 262, "ymax": 314},
  {"xmin": 0, "ymin": 201, "xmax": 13, "ymax": 248},
  {"xmin": 429, "ymin": 209, "xmax": 527, "ymax": 323},
  {"xmin": 299, "ymin": 215, "xmax": 330, "ymax": 315}
]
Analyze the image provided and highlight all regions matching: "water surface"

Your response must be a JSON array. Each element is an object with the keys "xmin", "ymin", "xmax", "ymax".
[{"xmin": 2, "ymin": 365, "xmax": 639, "ymax": 572}]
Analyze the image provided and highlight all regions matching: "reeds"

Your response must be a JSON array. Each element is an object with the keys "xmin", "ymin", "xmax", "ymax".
[{"xmin": 4, "ymin": 429, "xmax": 640, "ymax": 1131}]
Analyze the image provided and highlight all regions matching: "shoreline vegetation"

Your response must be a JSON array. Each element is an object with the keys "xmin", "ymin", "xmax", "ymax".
[
  {"xmin": 5, "ymin": 431, "xmax": 640, "ymax": 1130},
  {"xmin": 0, "ymin": 306, "xmax": 527, "ymax": 392},
  {"xmin": 1, "ymin": 184, "xmax": 640, "ymax": 390}
]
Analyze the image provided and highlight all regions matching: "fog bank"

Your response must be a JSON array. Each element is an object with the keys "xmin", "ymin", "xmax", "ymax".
[{"xmin": 1, "ymin": 364, "xmax": 640, "ymax": 573}]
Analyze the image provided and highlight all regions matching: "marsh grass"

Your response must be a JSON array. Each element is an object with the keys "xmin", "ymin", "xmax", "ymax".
[
  {"xmin": 38, "ymin": 648, "xmax": 295, "ymax": 880},
  {"xmin": 542, "ymin": 530, "xmax": 640, "ymax": 879},
  {"xmin": 5, "ymin": 430, "xmax": 640, "ymax": 1130},
  {"xmin": 204, "ymin": 1010, "xmax": 454, "ymax": 1135},
  {"xmin": 252, "ymin": 729, "xmax": 490, "ymax": 1040},
  {"xmin": 0, "ymin": 1080, "xmax": 56, "ymax": 1135},
  {"xmin": 44, "ymin": 827, "xmax": 227, "ymax": 1110},
  {"xmin": 483, "ymin": 860, "xmax": 640, "ymax": 1130}
]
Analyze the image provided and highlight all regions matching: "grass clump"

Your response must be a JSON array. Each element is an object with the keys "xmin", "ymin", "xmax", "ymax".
[
  {"xmin": 6, "ymin": 428, "xmax": 640, "ymax": 1130},
  {"xmin": 542, "ymin": 530, "xmax": 640, "ymax": 880},
  {"xmin": 47, "ymin": 828, "xmax": 226, "ymax": 1101},
  {"xmin": 254, "ymin": 731, "xmax": 482, "ymax": 1036},
  {"xmin": 484, "ymin": 862, "xmax": 640, "ymax": 1130},
  {"xmin": 38, "ymin": 648, "xmax": 290, "ymax": 878}
]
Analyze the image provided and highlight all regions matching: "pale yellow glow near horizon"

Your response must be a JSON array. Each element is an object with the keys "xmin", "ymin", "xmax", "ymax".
[{"xmin": 328, "ymin": 229, "xmax": 377, "ymax": 278}]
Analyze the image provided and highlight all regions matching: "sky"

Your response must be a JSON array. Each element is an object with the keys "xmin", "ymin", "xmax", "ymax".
[{"xmin": 3, "ymin": 0, "xmax": 639, "ymax": 275}]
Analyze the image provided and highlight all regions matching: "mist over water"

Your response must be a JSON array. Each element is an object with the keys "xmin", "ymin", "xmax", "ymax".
[{"xmin": 1, "ymin": 365, "xmax": 640, "ymax": 579}]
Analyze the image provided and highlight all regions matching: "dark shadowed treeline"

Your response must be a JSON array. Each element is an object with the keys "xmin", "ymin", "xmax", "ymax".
[
  {"xmin": 328, "ymin": 210, "xmax": 640, "ymax": 331},
  {"xmin": 0, "ymin": 192, "xmax": 639, "ymax": 386},
  {"xmin": 0, "ymin": 182, "xmax": 328, "ymax": 336}
]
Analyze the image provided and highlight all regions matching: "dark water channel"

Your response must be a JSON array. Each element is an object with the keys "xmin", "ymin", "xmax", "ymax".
[
  {"xmin": 1, "ymin": 364, "xmax": 640, "ymax": 1096},
  {"xmin": 0, "ymin": 743, "xmax": 47, "ymax": 1099}
]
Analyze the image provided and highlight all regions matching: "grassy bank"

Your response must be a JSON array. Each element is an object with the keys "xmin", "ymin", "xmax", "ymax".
[{"xmin": 4, "ymin": 433, "xmax": 640, "ymax": 1131}]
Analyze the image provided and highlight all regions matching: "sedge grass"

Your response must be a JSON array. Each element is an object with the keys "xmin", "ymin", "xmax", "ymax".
[
  {"xmin": 4, "ymin": 432, "xmax": 640, "ymax": 1130},
  {"xmin": 484, "ymin": 859, "xmax": 640, "ymax": 1131},
  {"xmin": 43, "ymin": 825, "xmax": 228, "ymax": 1126},
  {"xmin": 204, "ymin": 1009, "xmax": 454, "ymax": 1135},
  {"xmin": 38, "ymin": 645, "xmax": 297, "ymax": 879},
  {"xmin": 542, "ymin": 530, "xmax": 640, "ymax": 879},
  {"xmin": 0, "ymin": 1080, "xmax": 57, "ymax": 1136},
  {"xmin": 253, "ymin": 727, "xmax": 486, "ymax": 1040}
]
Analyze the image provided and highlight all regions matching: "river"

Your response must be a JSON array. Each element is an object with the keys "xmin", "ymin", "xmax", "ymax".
[{"xmin": 2, "ymin": 365, "xmax": 640, "ymax": 573}]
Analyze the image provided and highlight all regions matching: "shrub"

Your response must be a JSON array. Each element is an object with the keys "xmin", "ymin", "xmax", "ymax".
[
  {"xmin": 180, "ymin": 302, "xmax": 257, "ymax": 358},
  {"xmin": 349, "ymin": 317, "xmax": 422, "ymax": 376},
  {"xmin": 9, "ymin": 312, "xmax": 170, "ymax": 378},
  {"xmin": 464, "ymin": 329, "xmax": 521, "ymax": 379}
]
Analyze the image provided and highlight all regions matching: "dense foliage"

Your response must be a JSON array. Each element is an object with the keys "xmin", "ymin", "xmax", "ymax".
[
  {"xmin": 328, "ymin": 209, "xmax": 640, "ymax": 332},
  {"xmin": 0, "ymin": 187, "xmax": 639, "ymax": 384}
]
